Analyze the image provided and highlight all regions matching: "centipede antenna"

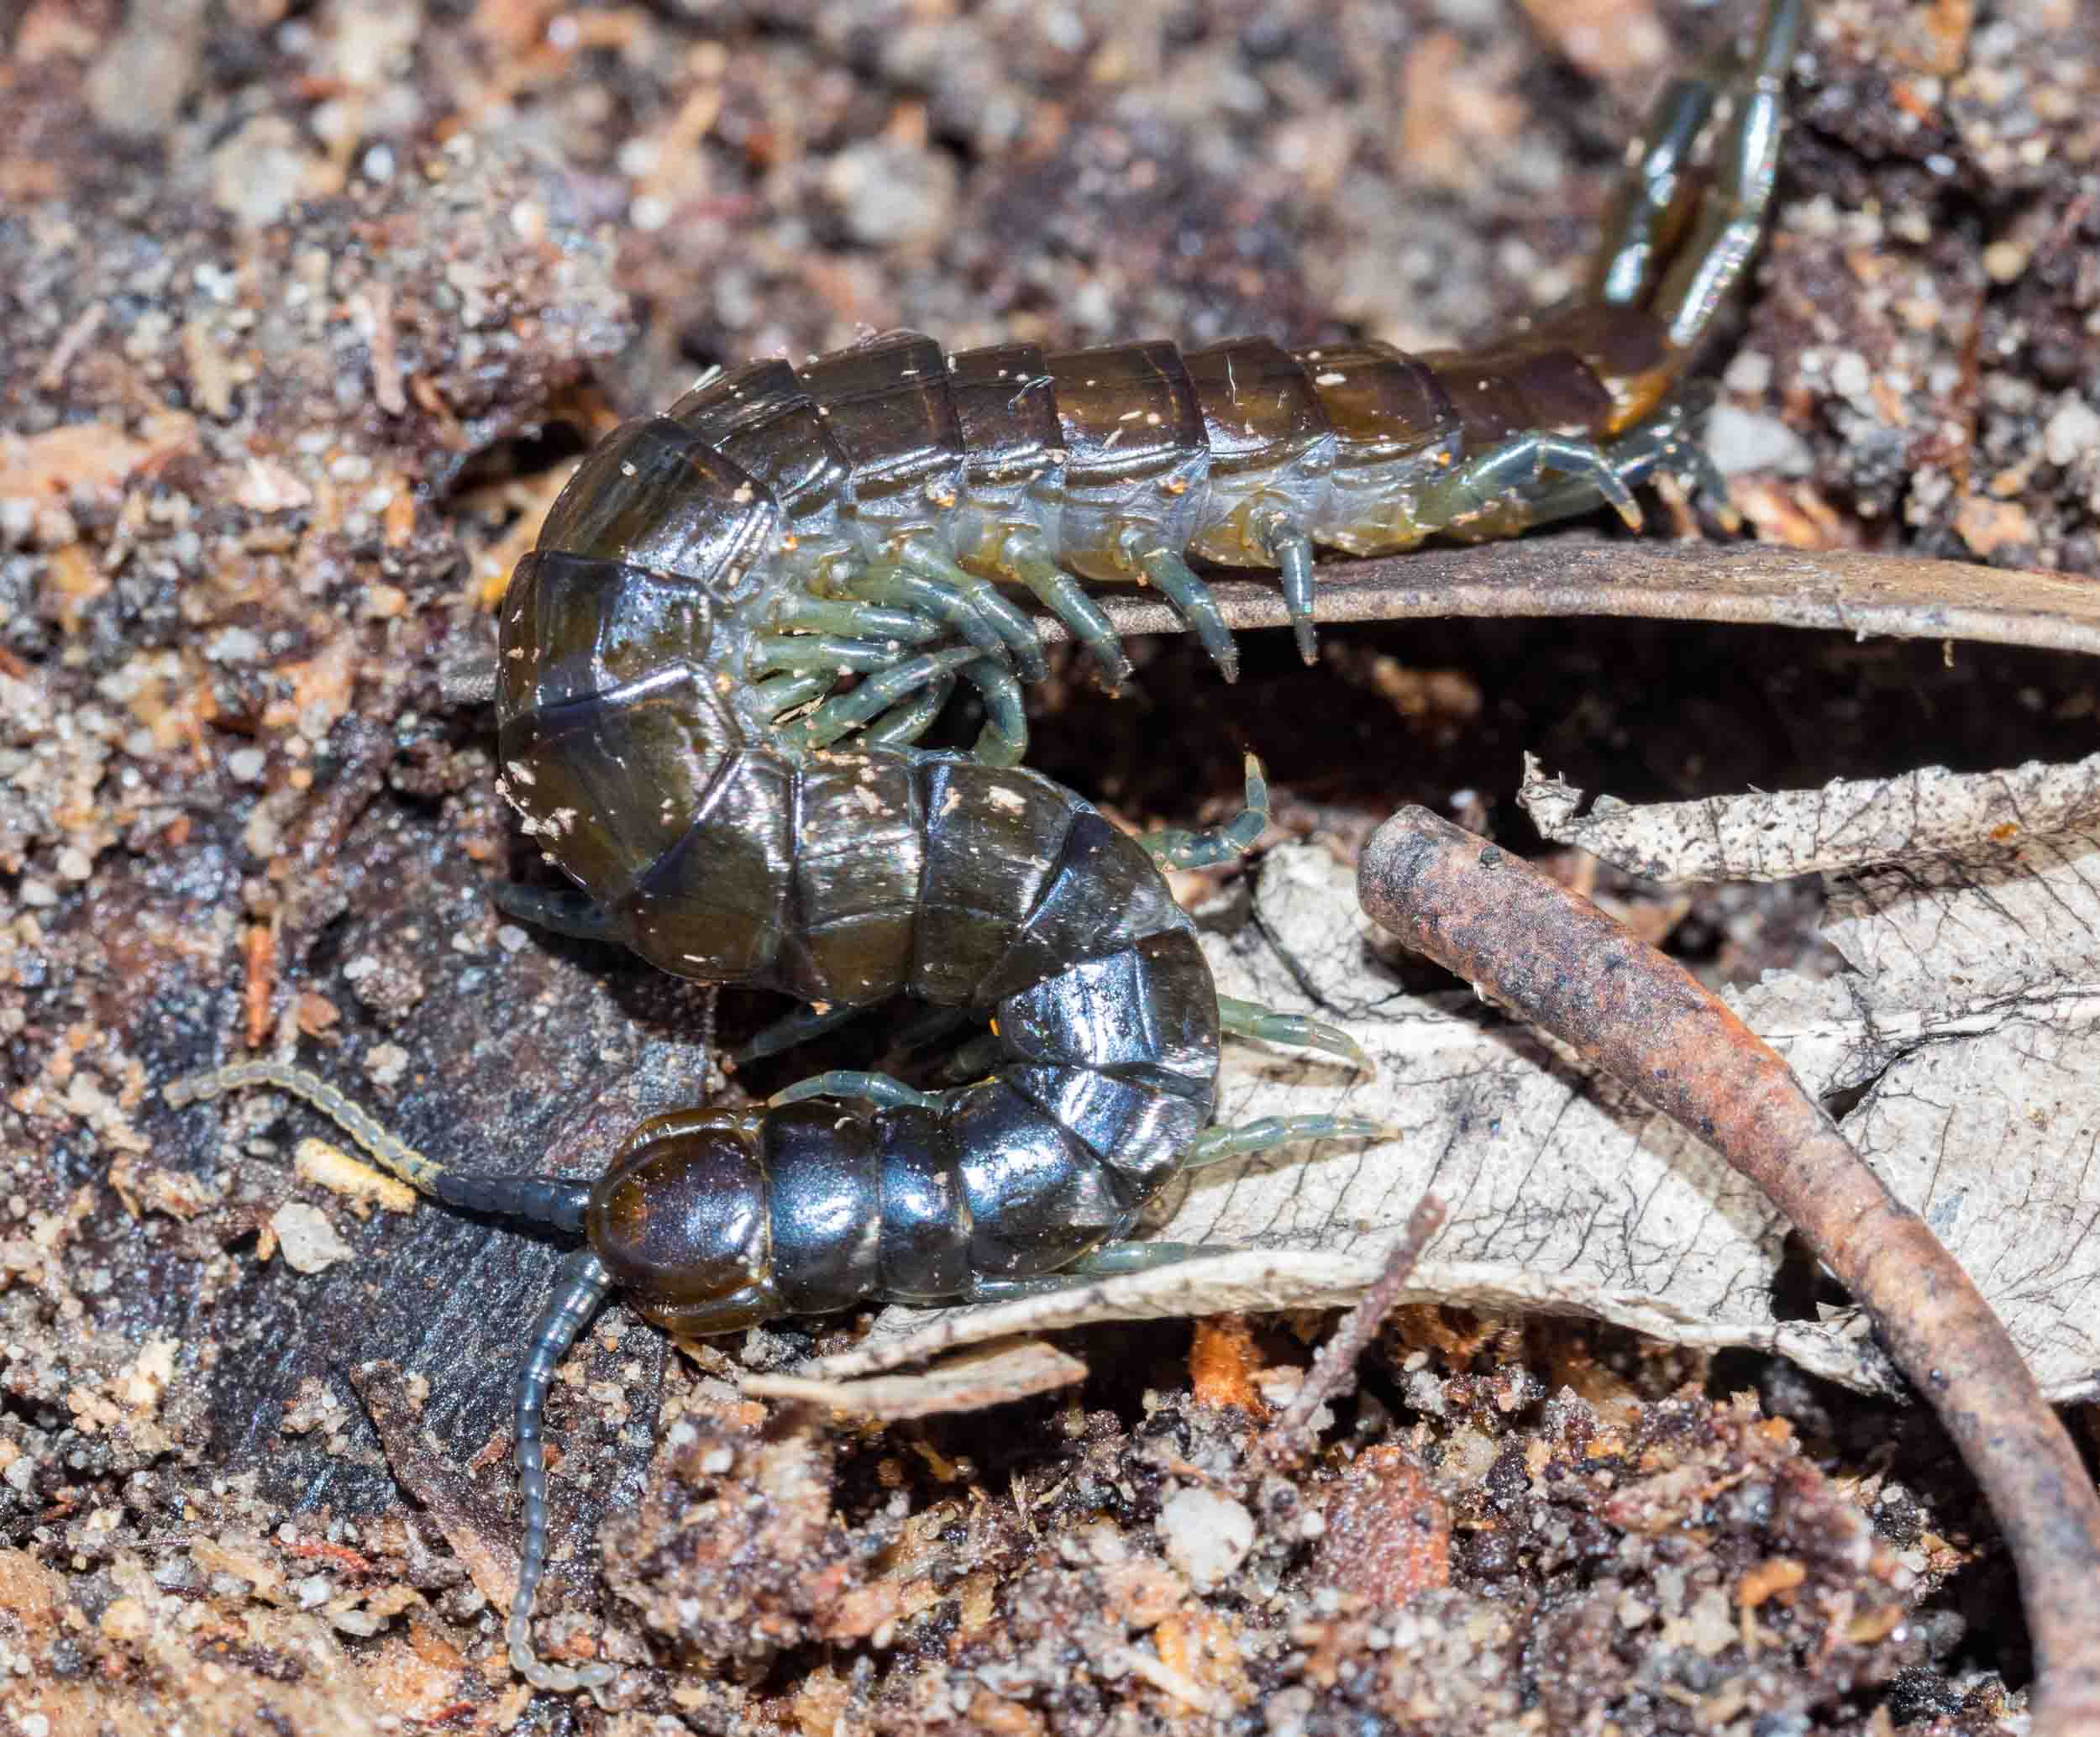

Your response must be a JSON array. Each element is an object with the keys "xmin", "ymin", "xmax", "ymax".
[
  {"xmin": 165, "ymin": 1059, "xmax": 595, "ymax": 1232},
  {"xmin": 165, "ymin": 1060, "xmax": 448, "ymax": 1194},
  {"xmin": 509, "ymin": 1245, "xmax": 617, "ymax": 1694}
]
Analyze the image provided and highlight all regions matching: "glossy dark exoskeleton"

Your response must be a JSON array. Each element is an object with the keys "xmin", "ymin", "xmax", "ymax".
[
  {"xmin": 165, "ymin": 0, "xmax": 1803, "ymax": 1694},
  {"xmin": 500, "ymin": 0, "xmax": 1801, "ymax": 769}
]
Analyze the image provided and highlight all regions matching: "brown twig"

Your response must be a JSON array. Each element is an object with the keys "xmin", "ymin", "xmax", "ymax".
[
  {"xmin": 1257, "ymin": 1194, "xmax": 1446, "ymax": 1470},
  {"xmin": 1023, "ymin": 538, "xmax": 2100, "ymax": 661},
  {"xmin": 1356, "ymin": 807, "xmax": 2100, "ymax": 1737}
]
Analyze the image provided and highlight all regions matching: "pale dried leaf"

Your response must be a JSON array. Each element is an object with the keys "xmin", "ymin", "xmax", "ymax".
[
  {"xmin": 1520, "ymin": 748, "xmax": 2100, "ymax": 883},
  {"xmin": 827, "ymin": 827, "xmax": 2100, "ymax": 1404}
]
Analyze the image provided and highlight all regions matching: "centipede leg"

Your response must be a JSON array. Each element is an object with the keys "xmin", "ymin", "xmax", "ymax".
[
  {"xmin": 1183, "ymin": 1113, "xmax": 1394, "ymax": 1168},
  {"xmin": 734, "ymin": 1001, "xmax": 869, "ymax": 1064},
  {"xmin": 496, "ymin": 884, "xmax": 619, "ymax": 944},
  {"xmin": 749, "ymin": 633, "xmax": 916, "ymax": 677},
  {"xmin": 769, "ymin": 1071, "xmax": 941, "ymax": 1110},
  {"xmin": 1118, "ymin": 528, "xmax": 1240, "ymax": 683},
  {"xmin": 1413, "ymin": 431, "xmax": 1644, "ymax": 540},
  {"xmin": 1000, "ymin": 531, "xmax": 1133, "ymax": 690},
  {"xmin": 1649, "ymin": 0, "xmax": 1802, "ymax": 349},
  {"xmin": 1256, "ymin": 513, "xmax": 1321, "ymax": 667},
  {"xmin": 894, "ymin": 538, "xmax": 1049, "ymax": 682},
  {"xmin": 773, "ymin": 593, "xmax": 941, "ymax": 645},
  {"xmin": 780, "ymin": 644, "xmax": 983, "ymax": 752},
  {"xmin": 959, "ymin": 653, "xmax": 1028, "ymax": 767},
  {"xmin": 509, "ymin": 1246, "xmax": 617, "ymax": 1694},
  {"xmin": 861, "ymin": 672, "xmax": 956, "ymax": 750},
  {"xmin": 930, "ymin": 1028, "xmax": 1005, "ymax": 1085},
  {"xmin": 748, "ymin": 672, "xmax": 833, "ymax": 721},
  {"xmin": 1215, "ymin": 995, "xmax": 1371, "ymax": 1072},
  {"xmin": 846, "ymin": 564, "xmax": 1014, "ymax": 668},
  {"xmin": 1520, "ymin": 388, "xmax": 1738, "ymax": 533},
  {"xmin": 1140, "ymin": 753, "xmax": 1268, "ymax": 870},
  {"xmin": 960, "ymin": 1240, "xmax": 1227, "ymax": 1301}
]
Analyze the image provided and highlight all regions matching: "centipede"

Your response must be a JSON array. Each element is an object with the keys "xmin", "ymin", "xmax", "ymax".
[{"xmin": 165, "ymin": 0, "xmax": 1803, "ymax": 1697}]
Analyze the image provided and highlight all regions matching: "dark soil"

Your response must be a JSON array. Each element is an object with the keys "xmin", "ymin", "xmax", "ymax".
[{"xmin": 3, "ymin": 0, "xmax": 2096, "ymax": 1730}]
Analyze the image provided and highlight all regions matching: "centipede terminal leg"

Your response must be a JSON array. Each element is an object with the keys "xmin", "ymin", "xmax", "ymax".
[
  {"xmin": 1648, "ymin": 0, "xmax": 1803, "ymax": 349},
  {"xmin": 1587, "ymin": 62, "xmax": 1722, "ymax": 306}
]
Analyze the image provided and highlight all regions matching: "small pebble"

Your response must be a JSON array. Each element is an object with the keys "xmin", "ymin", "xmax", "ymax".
[
  {"xmin": 271, "ymin": 1203, "xmax": 354, "ymax": 1274},
  {"xmin": 1158, "ymin": 1487, "xmax": 1255, "ymax": 1590}
]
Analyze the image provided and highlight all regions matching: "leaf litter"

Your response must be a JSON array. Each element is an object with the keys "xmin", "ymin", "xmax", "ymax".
[{"xmin": 807, "ymin": 752, "xmax": 2100, "ymax": 1410}]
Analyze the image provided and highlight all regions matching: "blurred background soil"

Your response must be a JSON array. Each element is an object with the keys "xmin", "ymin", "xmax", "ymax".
[{"xmin": 1, "ymin": 0, "xmax": 2097, "ymax": 1731}]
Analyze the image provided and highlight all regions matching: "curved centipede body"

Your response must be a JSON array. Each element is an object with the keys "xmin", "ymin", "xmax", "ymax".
[
  {"xmin": 162, "ymin": 0, "xmax": 1807, "ymax": 1698},
  {"xmin": 508, "ymin": 0, "xmax": 1801, "ymax": 769}
]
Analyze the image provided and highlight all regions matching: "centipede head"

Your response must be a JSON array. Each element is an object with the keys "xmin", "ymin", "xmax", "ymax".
[{"xmin": 585, "ymin": 1106, "xmax": 786, "ymax": 1334}]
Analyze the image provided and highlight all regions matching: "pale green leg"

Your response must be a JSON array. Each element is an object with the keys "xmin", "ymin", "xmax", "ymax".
[
  {"xmin": 748, "ymin": 672, "xmax": 832, "ymax": 720},
  {"xmin": 958, "ymin": 654, "xmax": 1027, "ymax": 767},
  {"xmin": 1216, "ymin": 994, "xmax": 1369, "ymax": 1071},
  {"xmin": 1001, "ymin": 531, "xmax": 1131, "ymax": 689},
  {"xmin": 769, "ymin": 1071, "xmax": 941, "ymax": 1111},
  {"xmin": 1414, "ymin": 432, "xmax": 1645, "ymax": 542},
  {"xmin": 1184, "ymin": 1113, "xmax": 1392, "ymax": 1169},
  {"xmin": 848, "ymin": 564, "xmax": 1011, "ymax": 665},
  {"xmin": 862, "ymin": 673, "xmax": 956, "ymax": 750},
  {"xmin": 1256, "ymin": 512, "xmax": 1320, "ymax": 667},
  {"xmin": 750, "ymin": 633, "xmax": 911, "ymax": 677},
  {"xmin": 895, "ymin": 538, "xmax": 1048, "ymax": 682},
  {"xmin": 774, "ymin": 592, "xmax": 939, "ymax": 645},
  {"xmin": 1120, "ymin": 528, "xmax": 1239, "ymax": 682},
  {"xmin": 1140, "ymin": 753, "xmax": 1268, "ymax": 870},
  {"xmin": 775, "ymin": 645, "xmax": 982, "ymax": 752}
]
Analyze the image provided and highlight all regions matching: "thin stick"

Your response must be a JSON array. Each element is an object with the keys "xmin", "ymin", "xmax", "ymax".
[
  {"xmin": 1020, "ymin": 538, "xmax": 2100, "ymax": 663},
  {"xmin": 1259, "ymin": 1194, "xmax": 1446, "ymax": 1469},
  {"xmin": 1356, "ymin": 806, "xmax": 2100, "ymax": 1737}
]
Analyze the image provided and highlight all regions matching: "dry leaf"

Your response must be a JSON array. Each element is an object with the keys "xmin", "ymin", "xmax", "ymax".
[
  {"xmin": 1520, "ymin": 748, "xmax": 2100, "ymax": 882},
  {"xmin": 807, "ymin": 793, "xmax": 2100, "ymax": 1404}
]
